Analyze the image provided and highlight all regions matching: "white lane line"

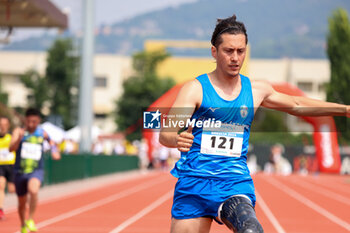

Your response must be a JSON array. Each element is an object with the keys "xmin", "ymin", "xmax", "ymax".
[
  {"xmin": 288, "ymin": 177, "xmax": 350, "ymax": 206},
  {"xmin": 305, "ymin": 176, "xmax": 350, "ymax": 195},
  {"xmin": 109, "ymin": 190, "xmax": 173, "ymax": 233},
  {"xmin": 256, "ymin": 190, "xmax": 286, "ymax": 233},
  {"xmin": 266, "ymin": 177, "xmax": 350, "ymax": 232},
  {"xmin": 13, "ymin": 175, "xmax": 170, "ymax": 233}
]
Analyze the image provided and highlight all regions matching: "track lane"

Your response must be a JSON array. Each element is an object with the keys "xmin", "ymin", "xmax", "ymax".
[
  {"xmin": 286, "ymin": 175, "xmax": 350, "ymax": 206},
  {"xmin": 254, "ymin": 173, "xmax": 348, "ymax": 233},
  {"xmin": 112, "ymin": 194, "xmax": 173, "ymax": 233},
  {"xmin": 301, "ymin": 174, "xmax": 350, "ymax": 196},
  {"xmin": 109, "ymin": 190, "xmax": 173, "ymax": 233},
  {"xmin": 255, "ymin": 190, "xmax": 285, "ymax": 233},
  {"xmin": 271, "ymin": 175, "xmax": 350, "ymax": 230},
  {"xmin": 37, "ymin": 173, "xmax": 175, "ymax": 232},
  {"xmin": 3, "ymin": 172, "xmax": 165, "ymax": 233},
  {"xmin": 4, "ymin": 172, "xmax": 350, "ymax": 233}
]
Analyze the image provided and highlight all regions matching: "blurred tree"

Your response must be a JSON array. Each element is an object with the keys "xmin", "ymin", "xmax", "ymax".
[
  {"xmin": 46, "ymin": 38, "xmax": 79, "ymax": 130},
  {"xmin": 0, "ymin": 74, "xmax": 22, "ymax": 127},
  {"xmin": 251, "ymin": 108, "xmax": 289, "ymax": 133},
  {"xmin": 0, "ymin": 73, "xmax": 8, "ymax": 105},
  {"xmin": 20, "ymin": 38, "xmax": 79, "ymax": 129},
  {"xmin": 0, "ymin": 103, "xmax": 23, "ymax": 129},
  {"xmin": 327, "ymin": 8, "xmax": 350, "ymax": 142},
  {"xmin": 249, "ymin": 108, "xmax": 308, "ymax": 145},
  {"xmin": 249, "ymin": 132, "xmax": 313, "ymax": 146},
  {"xmin": 115, "ymin": 50, "xmax": 175, "ymax": 141},
  {"xmin": 20, "ymin": 70, "xmax": 48, "ymax": 110}
]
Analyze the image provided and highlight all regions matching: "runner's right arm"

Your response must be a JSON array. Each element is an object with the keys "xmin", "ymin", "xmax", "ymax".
[
  {"xmin": 9, "ymin": 127, "xmax": 24, "ymax": 152},
  {"xmin": 159, "ymin": 80, "xmax": 202, "ymax": 152}
]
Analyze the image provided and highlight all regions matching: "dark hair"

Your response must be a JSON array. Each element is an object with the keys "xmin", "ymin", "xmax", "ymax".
[
  {"xmin": 211, "ymin": 14, "xmax": 248, "ymax": 47},
  {"xmin": 0, "ymin": 116, "xmax": 9, "ymax": 121},
  {"xmin": 25, "ymin": 108, "xmax": 41, "ymax": 118}
]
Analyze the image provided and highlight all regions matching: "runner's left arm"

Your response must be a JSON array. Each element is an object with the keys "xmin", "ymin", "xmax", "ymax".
[
  {"xmin": 257, "ymin": 81, "xmax": 350, "ymax": 117},
  {"xmin": 43, "ymin": 131, "xmax": 61, "ymax": 160}
]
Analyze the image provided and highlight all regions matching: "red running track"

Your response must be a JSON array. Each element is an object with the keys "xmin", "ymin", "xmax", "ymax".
[{"xmin": 1, "ymin": 172, "xmax": 350, "ymax": 233}]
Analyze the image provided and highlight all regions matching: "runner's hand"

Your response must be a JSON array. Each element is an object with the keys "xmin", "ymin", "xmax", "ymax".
[
  {"xmin": 13, "ymin": 127, "xmax": 25, "ymax": 140},
  {"xmin": 51, "ymin": 151, "xmax": 61, "ymax": 160},
  {"xmin": 176, "ymin": 126, "xmax": 194, "ymax": 152}
]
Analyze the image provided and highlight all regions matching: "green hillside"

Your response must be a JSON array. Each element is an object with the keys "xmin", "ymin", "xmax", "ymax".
[{"xmin": 2, "ymin": 0, "xmax": 350, "ymax": 58}]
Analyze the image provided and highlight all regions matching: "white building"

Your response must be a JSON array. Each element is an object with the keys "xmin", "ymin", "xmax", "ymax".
[
  {"xmin": 0, "ymin": 51, "xmax": 132, "ymax": 133},
  {"xmin": 0, "ymin": 51, "xmax": 331, "ymax": 133},
  {"xmin": 250, "ymin": 58, "xmax": 329, "ymax": 100},
  {"xmin": 250, "ymin": 58, "xmax": 330, "ymax": 132}
]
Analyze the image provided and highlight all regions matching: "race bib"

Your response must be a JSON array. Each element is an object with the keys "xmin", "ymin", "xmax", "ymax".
[
  {"xmin": 200, "ymin": 123, "xmax": 244, "ymax": 157},
  {"xmin": 21, "ymin": 142, "xmax": 42, "ymax": 160},
  {"xmin": 0, "ymin": 148, "xmax": 14, "ymax": 162}
]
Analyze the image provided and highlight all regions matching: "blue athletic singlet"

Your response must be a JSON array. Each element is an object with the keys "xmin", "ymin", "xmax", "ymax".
[
  {"xmin": 171, "ymin": 74, "xmax": 257, "ymax": 220},
  {"xmin": 171, "ymin": 73, "xmax": 255, "ymax": 180},
  {"xmin": 14, "ymin": 127, "xmax": 45, "ymax": 174}
]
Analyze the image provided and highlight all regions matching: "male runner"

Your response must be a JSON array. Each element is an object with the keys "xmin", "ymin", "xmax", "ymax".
[
  {"xmin": 159, "ymin": 15, "xmax": 350, "ymax": 233},
  {"xmin": 10, "ymin": 108, "xmax": 61, "ymax": 233},
  {"xmin": 0, "ymin": 116, "xmax": 16, "ymax": 220}
]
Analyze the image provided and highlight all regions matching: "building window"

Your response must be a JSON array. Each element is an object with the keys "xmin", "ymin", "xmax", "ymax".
[
  {"xmin": 318, "ymin": 82, "xmax": 327, "ymax": 92},
  {"xmin": 297, "ymin": 81, "xmax": 313, "ymax": 92},
  {"xmin": 95, "ymin": 113, "xmax": 107, "ymax": 119},
  {"xmin": 27, "ymin": 94, "xmax": 34, "ymax": 104},
  {"xmin": 94, "ymin": 77, "xmax": 107, "ymax": 88}
]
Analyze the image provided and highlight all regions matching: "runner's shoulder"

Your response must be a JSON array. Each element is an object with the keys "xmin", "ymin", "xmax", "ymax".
[
  {"xmin": 251, "ymin": 79, "xmax": 274, "ymax": 95},
  {"xmin": 181, "ymin": 79, "xmax": 202, "ymax": 91},
  {"xmin": 251, "ymin": 79, "xmax": 271, "ymax": 88},
  {"xmin": 173, "ymin": 79, "xmax": 203, "ymax": 107},
  {"xmin": 179, "ymin": 79, "xmax": 202, "ymax": 97}
]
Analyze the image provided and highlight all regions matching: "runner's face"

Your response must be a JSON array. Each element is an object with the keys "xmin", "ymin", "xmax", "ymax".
[
  {"xmin": 26, "ymin": 115, "xmax": 41, "ymax": 132},
  {"xmin": 212, "ymin": 33, "xmax": 246, "ymax": 79},
  {"xmin": 0, "ymin": 118, "xmax": 10, "ymax": 134}
]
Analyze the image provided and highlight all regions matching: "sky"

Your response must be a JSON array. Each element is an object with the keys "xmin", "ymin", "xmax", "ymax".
[{"xmin": 9, "ymin": 0, "xmax": 197, "ymax": 41}]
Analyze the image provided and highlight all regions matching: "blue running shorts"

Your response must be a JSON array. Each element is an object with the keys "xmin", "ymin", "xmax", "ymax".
[
  {"xmin": 171, "ymin": 175, "xmax": 256, "ymax": 220},
  {"xmin": 14, "ymin": 169, "xmax": 44, "ymax": 196}
]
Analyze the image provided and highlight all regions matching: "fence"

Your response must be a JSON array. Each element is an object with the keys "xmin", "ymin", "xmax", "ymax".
[{"xmin": 43, "ymin": 154, "xmax": 139, "ymax": 185}]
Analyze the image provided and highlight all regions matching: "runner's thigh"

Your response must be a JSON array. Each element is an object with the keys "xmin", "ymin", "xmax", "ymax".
[{"xmin": 171, "ymin": 217, "xmax": 212, "ymax": 233}]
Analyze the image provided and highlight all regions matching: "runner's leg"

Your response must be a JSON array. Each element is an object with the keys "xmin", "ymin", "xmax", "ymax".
[
  {"xmin": 0, "ymin": 176, "xmax": 6, "ymax": 209},
  {"xmin": 18, "ymin": 195, "xmax": 27, "ymax": 227},
  {"xmin": 219, "ymin": 196, "xmax": 263, "ymax": 233},
  {"xmin": 28, "ymin": 177, "xmax": 41, "ymax": 220},
  {"xmin": 171, "ymin": 217, "xmax": 212, "ymax": 233},
  {"xmin": 7, "ymin": 181, "xmax": 15, "ymax": 193}
]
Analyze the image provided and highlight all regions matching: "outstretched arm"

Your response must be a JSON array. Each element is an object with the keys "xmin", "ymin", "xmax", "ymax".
[
  {"xmin": 253, "ymin": 81, "xmax": 349, "ymax": 117},
  {"xmin": 159, "ymin": 80, "xmax": 202, "ymax": 152}
]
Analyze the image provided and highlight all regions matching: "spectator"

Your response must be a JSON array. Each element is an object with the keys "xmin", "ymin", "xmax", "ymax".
[{"xmin": 264, "ymin": 144, "xmax": 292, "ymax": 175}]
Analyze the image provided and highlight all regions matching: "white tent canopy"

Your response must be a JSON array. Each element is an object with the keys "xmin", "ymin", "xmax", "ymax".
[
  {"xmin": 40, "ymin": 123, "xmax": 102, "ymax": 143},
  {"xmin": 41, "ymin": 122, "xmax": 65, "ymax": 143},
  {"xmin": 65, "ymin": 126, "xmax": 101, "ymax": 142}
]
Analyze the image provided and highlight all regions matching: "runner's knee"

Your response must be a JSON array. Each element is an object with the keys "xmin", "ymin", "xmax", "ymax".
[
  {"xmin": 28, "ymin": 178, "xmax": 40, "ymax": 194},
  {"xmin": 7, "ymin": 183, "xmax": 15, "ymax": 193},
  {"xmin": 219, "ymin": 196, "xmax": 263, "ymax": 233},
  {"xmin": 18, "ymin": 196, "xmax": 27, "ymax": 206},
  {"xmin": 238, "ymin": 217, "xmax": 263, "ymax": 233},
  {"xmin": 0, "ymin": 176, "xmax": 6, "ymax": 189}
]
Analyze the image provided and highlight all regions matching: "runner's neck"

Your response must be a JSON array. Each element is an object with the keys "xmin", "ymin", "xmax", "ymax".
[{"xmin": 208, "ymin": 71, "xmax": 242, "ymax": 100}]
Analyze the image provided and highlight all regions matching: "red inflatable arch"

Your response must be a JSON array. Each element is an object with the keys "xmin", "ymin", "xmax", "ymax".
[{"xmin": 143, "ymin": 82, "xmax": 341, "ymax": 173}]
